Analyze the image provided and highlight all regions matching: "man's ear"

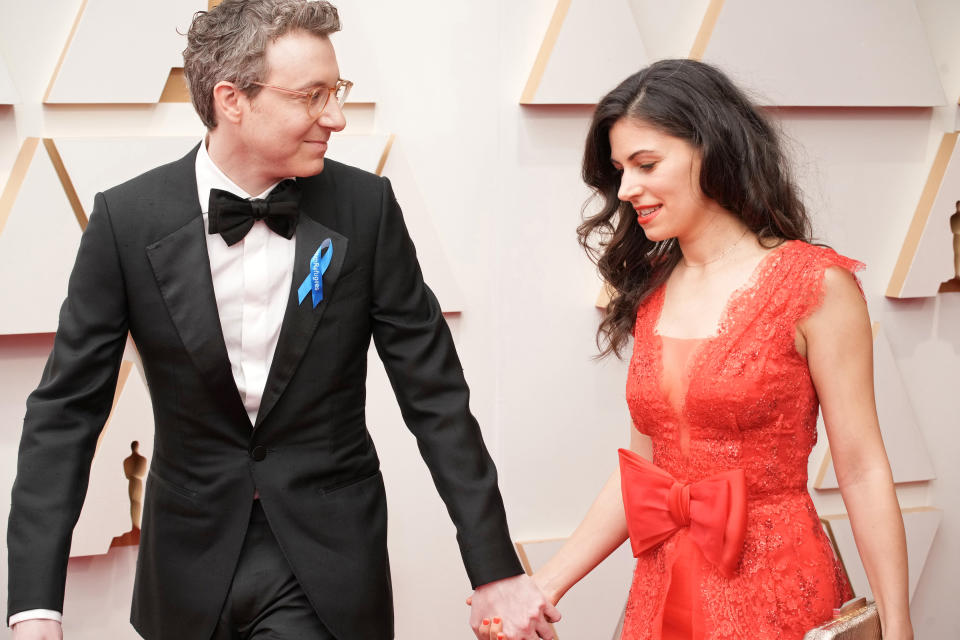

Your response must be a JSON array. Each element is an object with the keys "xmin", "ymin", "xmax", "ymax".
[{"xmin": 212, "ymin": 81, "xmax": 245, "ymax": 125}]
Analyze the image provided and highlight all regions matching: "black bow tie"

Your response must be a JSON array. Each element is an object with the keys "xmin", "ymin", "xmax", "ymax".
[{"xmin": 207, "ymin": 179, "xmax": 301, "ymax": 246}]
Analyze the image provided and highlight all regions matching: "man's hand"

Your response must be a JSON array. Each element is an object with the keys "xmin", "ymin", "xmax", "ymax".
[
  {"xmin": 11, "ymin": 619, "xmax": 63, "ymax": 640},
  {"xmin": 468, "ymin": 574, "xmax": 560, "ymax": 640}
]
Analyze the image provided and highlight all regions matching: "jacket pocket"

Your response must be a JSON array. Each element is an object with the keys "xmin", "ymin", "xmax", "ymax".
[
  {"xmin": 147, "ymin": 468, "xmax": 199, "ymax": 501},
  {"xmin": 315, "ymin": 469, "xmax": 381, "ymax": 497}
]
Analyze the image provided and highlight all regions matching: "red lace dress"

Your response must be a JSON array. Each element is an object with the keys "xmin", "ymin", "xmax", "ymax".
[{"xmin": 620, "ymin": 241, "xmax": 857, "ymax": 640}]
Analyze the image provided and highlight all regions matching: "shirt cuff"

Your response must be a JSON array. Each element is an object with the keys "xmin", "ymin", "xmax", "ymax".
[{"xmin": 9, "ymin": 609, "xmax": 63, "ymax": 627}]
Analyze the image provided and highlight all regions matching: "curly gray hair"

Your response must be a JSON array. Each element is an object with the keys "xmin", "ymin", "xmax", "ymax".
[{"xmin": 183, "ymin": 0, "xmax": 341, "ymax": 129}]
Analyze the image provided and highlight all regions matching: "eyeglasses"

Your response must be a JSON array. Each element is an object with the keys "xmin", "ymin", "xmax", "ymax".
[{"xmin": 251, "ymin": 78, "xmax": 353, "ymax": 119}]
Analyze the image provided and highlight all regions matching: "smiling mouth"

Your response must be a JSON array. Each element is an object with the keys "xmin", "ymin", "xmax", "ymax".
[{"xmin": 637, "ymin": 204, "xmax": 662, "ymax": 218}]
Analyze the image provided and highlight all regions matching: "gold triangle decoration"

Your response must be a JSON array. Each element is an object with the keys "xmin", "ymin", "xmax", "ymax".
[
  {"xmin": 43, "ymin": 0, "xmax": 88, "ymax": 103},
  {"xmin": 52, "ymin": 136, "xmax": 201, "ymax": 221},
  {"xmin": 523, "ymin": 0, "xmax": 945, "ymax": 107},
  {"xmin": 520, "ymin": 0, "xmax": 572, "ymax": 104},
  {"xmin": 887, "ymin": 131, "xmax": 960, "ymax": 298},
  {"xmin": 375, "ymin": 133, "xmax": 396, "ymax": 177},
  {"xmin": 0, "ymin": 138, "xmax": 39, "ymax": 238},
  {"xmin": 595, "ymin": 282, "xmax": 614, "ymax": 309},
  {"xmin": 158, "ymin": 68, "xmax": 191, "ymax": 103},
  {"xmin": 325, "ymin": 133, "xmax": 394, "ymax": 176},
  {"xmin": 44, "ymin": 0, "xmax": 204, "ymax": 104},
  {"xmin": 520, "ymin": 0, "xmax": 651, "ymax": 105},
  {"xmin": 520, "ymin": 0, "xmax": 725, "ymax": 105},
  {"xmin": 0, "ymin": 138, "xmax": 85, "ymax": 335},
  {"xmin": 42, "ymin": 139, "xmax": 88, "ymax": 230},
  {"xmin": 689, "ymin": 0, "xmax": 726, "ymax": 61}
]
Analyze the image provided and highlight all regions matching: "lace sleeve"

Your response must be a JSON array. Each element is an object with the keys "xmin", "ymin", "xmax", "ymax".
[{"xmin": 790, "ymin": 243, "xmax": 865, "ymax": 325}]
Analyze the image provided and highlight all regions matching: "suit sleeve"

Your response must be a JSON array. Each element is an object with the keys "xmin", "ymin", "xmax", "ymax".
[
  {"xmin": 369, "ymin": 177, "xmax": 523, "ymax": 588},
  {"xmin": 7, "ymin": 193, "xmax": 129, "ymax": 622}
]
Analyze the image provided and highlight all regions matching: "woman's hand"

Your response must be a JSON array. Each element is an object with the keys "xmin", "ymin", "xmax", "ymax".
[
  {"xmin": 466, "ymin": 573, "xmax": 559, "ymax": 639},
  {"xmin": 477, "ymin": 616, "xmax": 503, "ymax": 639}
]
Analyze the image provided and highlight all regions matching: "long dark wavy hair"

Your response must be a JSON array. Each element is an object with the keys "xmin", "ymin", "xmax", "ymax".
[{"xmin": 579, "ymin": 59, "xmax": 814, "ymax": 358}]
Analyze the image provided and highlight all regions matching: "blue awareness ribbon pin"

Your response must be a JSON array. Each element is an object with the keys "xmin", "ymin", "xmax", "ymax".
[{"xmin": 297, "ymin": 238, "xmax": 333, "ymax": 308}]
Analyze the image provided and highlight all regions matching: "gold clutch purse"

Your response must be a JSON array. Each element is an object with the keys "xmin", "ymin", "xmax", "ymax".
[{"xmin": 803, "ymin": 597, "xmax": 881, "ymax": 640}]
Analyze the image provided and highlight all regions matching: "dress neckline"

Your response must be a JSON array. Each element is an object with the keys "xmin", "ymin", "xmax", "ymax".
[
  {"xmin": 653, "ymin": 240, "xmax": 793, "ymax": 341},
  {"xmin": 648, "ymin": 240, "xmax": 794, "ymax": 426}
]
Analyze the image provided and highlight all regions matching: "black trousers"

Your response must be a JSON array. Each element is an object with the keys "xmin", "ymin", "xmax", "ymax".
[{"xmin": 211, "ymin": 501, "xmax": 334, "ymax": 640}]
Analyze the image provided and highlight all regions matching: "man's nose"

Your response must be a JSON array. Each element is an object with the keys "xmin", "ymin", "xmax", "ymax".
[{"xmin": 318, "ymin": 97, "xmax": 347, "ymax": 132}]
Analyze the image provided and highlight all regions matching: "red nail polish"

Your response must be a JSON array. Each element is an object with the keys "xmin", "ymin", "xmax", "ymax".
[
  {"xmin": 482, "ymin": 619, "xmax": 490, "ymax": 626},
  {"xmin": 493, "ymin": 617, "xmax": 501, "ymax": 625}
]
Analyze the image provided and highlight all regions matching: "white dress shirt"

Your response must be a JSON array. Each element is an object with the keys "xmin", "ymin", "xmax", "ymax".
[
  {"xmin": 195, "ymin": 139, "xmax": 297, "ymax": 426},
  {"xmin": 9, "ymin": 140, "xmax": 296, "ymax": 627}
]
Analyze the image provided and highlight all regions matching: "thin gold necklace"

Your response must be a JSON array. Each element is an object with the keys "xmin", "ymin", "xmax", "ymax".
[{"xmin": 680, "ymin": 228, "xmax": 749, "ymax": 268}]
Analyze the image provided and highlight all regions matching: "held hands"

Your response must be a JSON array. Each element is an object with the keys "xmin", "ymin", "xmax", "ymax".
[
  {"xmin": 477, "ymin": 616, "xmax": 503, "ymax": 640},
  {"xmin": 467, "ymin": 574, "xmax": 560, "ymax": 640},
  {"xmin": 11, "ymin": 620, "xmax": 63, "ymax": 640}
]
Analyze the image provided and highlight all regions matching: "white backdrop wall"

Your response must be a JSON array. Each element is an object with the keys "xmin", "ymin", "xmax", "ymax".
[{"xmin": 0, "ymin": 0, "xmax": 958, "ymax": 638}]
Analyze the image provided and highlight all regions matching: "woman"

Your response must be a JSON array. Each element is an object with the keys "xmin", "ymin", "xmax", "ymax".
[{"xmin": 478, "ymin": 60, "xmax": 912, "ymax": 640}]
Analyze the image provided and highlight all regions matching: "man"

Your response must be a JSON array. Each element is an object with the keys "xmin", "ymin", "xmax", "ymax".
[{"xmin": 7, "ymin": 1, "xmax": 558, "ymax": 638}]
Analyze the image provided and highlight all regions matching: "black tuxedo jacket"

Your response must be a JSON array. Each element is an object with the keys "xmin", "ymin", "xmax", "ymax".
[{"xmin": 7, "ymin": 146, "xmax": 522, "ymax": 639}]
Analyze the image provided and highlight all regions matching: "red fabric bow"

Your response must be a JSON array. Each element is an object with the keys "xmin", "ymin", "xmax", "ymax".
[{"xmin": 618, "ymin": 448, "xmax": 747, "ymax": 578}]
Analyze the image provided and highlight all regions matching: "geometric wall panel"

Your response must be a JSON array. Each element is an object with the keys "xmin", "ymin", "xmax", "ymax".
[
  {"xmin": 201, "ymin": 0, "xmax": 381, "ymax": 105},
  {"xmin": 45, "ymin": 0, "xmax": 204, "ymax": 103},
  {"xmin": 46, "ymin": 134, "xmax": 459, "ymax": 319},
  {"xmin": 157, "ymin": 68, "xmax": 192, "ymax": 104},
  {"xmin": 328, "ymin": 0, "xmax": 382, "ymax": 104},
  {"xmin": 887, "ymin": 131, "xmax": 960, "ymax": 298},
  {"xmin": 70, "ymin": 351, "xmax": 154, "ymax": 558},
  {"xmin": 521, "ymin": 0, "xmax": 649, "ymax": 105},
  {"xmin": 63, "ymin": 545, "xmax": 140, "ymax": 640},
  {"xmin": 44, "ymin": 0, "xmax": 379, "ymax": 105},
  {"xmin": 0, "ymin": 54, "xmax": 19, "ymax": 104},
  {"xmin": 209, "ymin": 0, "xmax": 389, "ymax": 104},
  {"xmin": 821, "ymin": 507, "xmax": 941, "ymax": 601},
  {"xmin": 327, "ymin": 133, "xmax": 394, "ymax": 176},
  {"xmin": 630, "ymin": 0, "xmax": 715, "ymax": 62},
  {"xmin": 45, "ymin": 0, "xmax": 202, "ymax": 104},
  {"xmin": 379, "ymin": 137, "xmax": 465, "ymax": 312},
  {"xmin": 814, "ymin": 324, "xmax": 935, "ymax": 489},
  {"xmin": 516, "ymin": 537, "xmax": 634, "ymax": 640},
  {"xmin": 52, "ymin": 136, "xmax": 202, "ymax": 219},
  {"xmin": 0, "ymin": 138, "xmax": 83, "ymax": 335},
  {"xmin": 703, "ymin": 0, "xmax": 946, "ymax": 106},
  {"xmin": 54, "ymin": 134, "xmax": 394, "ymax": 220},
  {"xmin": 205, "ymin": 0, "xmax": 380, "ymax": 104},
  {"xmin": 0, "ymin": 133, "xmax": 401, "ymax": 336},
  {"xmin": 522, "ymin": 0, "xmax": 945, "ymax": 107}
]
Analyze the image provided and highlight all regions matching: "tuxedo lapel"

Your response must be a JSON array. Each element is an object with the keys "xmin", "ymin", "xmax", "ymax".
[
  {"xmin": 256, "ymin": 214, "xmax": 348, "ymax": 427},
  {"xmin": 145, "ymin": 197, "xmax": 248, "ymax": 426}
]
